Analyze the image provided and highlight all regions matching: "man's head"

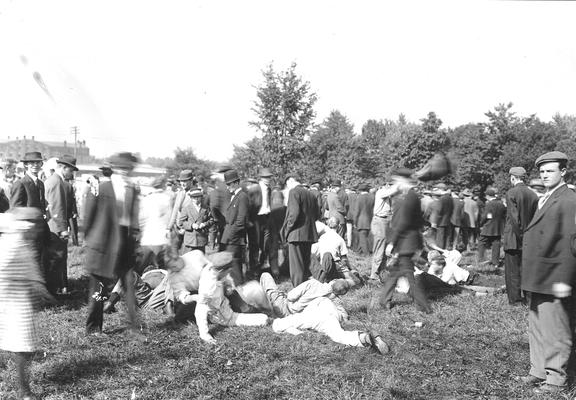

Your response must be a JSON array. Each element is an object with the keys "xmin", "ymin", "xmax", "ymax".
[
  {"xmin": 259, "ymin": 168, "xmax": 273, "ymax": 185},
  {"xmin": 485, "ymin": 187, "xmax": 497, "ymax": 200},
  {"xmin": 56, "ymin": 154, "xmax": 78, "ymax": 181},
  {"xmin": 224, "ymin": 170, "xmax": 241, "ymax": 193},
  {"xmin": 535, "ymin": 151, "xmax": 568, "ymax": 191},
  {"xmin": 178, "ymin": 170, "xmax": 195, "ymax": 191},
  {"xmin": 390, "ymin": 168, "xmax": 414, "ymax": 191},
  {"xmin": 330, "ymin": 279, "xmax": 351, "ymax": 296},
  {"xmin": 21, "ymin": 151, "xmax": 44, "ymax": 177},
  {"xmin": 509, "ymin": 166, "xmax": 526, "ymax": 186},
  {"xmin": 189, "ymin": 187, "xmax": 203, "ymax": 204},
  {"xmin": 327, "ymin": 216, "xmax": 339, "ymax": 230},
  {"xmin": 284, "ymin": 175, "xmax": 300, "ymax": 191},
  {"xmin": 1, "ymin": 159, "xmax": 17, "ymax": 179},
  {"xmin": 109, "ymin": 152, "xmax": 138, "ymax": 176}
]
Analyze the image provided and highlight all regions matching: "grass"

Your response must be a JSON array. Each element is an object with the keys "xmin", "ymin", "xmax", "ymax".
[{"xmin": 0, "ymin": 246, "xmax": 574, "ymax": 399}]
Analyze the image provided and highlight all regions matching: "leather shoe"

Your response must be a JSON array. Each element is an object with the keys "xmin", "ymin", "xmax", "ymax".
[
  {"xmin": 516, "ymin": 375, "xmax": 544, "ymax": 386},
  {"xmin": 533, "ymin": 383, "xmax": 565, "ymax": 394}
]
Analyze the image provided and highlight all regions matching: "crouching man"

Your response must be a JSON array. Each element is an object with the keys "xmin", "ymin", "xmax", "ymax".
[
  {"xmin": 260, "ymin": 273, "xmax": 389, "ymax": 354},
  {"xmin": 168, "ymin": 250, "xmax": 269, "ymax": 344}
]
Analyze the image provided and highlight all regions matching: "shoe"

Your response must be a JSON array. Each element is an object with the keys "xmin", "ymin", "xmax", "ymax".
[
  {"xmin": 516, "ymin": 375, "xmax": 544, "ymax": 386},
  {"xmin": 533, "ymin": 383, "xmax": 565, "ymax": 394},
  {"xmin": 465, "ymin": 272, "xmax": 478, "ymax": 285},
  {"xmin": 371, "ymin": 334, "xmax": 390, "ymax": 355},
  {"xmin": 103, "ymin": 301, "xmax": 116, "ymax": 314}
]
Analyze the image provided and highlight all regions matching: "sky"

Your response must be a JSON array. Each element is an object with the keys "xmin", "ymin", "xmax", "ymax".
[{"xmin": 0, "ymin": 0, "xmax": 575, "ymax": 162}]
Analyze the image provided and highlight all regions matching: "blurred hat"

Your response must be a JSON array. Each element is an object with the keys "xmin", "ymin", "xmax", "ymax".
[
  {"xmin": 332, "ymin": 179, "xmax": 342, "ymax": 187},
  {"xmin": 485, "ymin": 188, "xmax": 497, "ymax": 197},
  {"xmin": 57, "ymin": 154, "xmax": 78, "ymax": 171},
  {"xmin": 535, "ymin": 151, "xmax": 568, "ymax": 168},
  {"xmin": 188, "ymin": 187, "xmax": 203, "ymax": 197},
  {"xmin": 151, "ymin": 176, "xmax": 166, "ymax": 189},
  {"xmin": 0, "ymin": 159, "xmax": 17, "ymax": 169},
  {"xmin": 178, "ymin": 170, "xmax": 194, "ymax": 181},
  {"xmin": 99, "ymin": 161, "xmax": 112, "ymax": 171},
  {"xmin": 461, "ymin": 188, "xmax": 472, "ymax": 197},
  {"xmin": 259, "ymin": 168, "xmax": 273, "ymax": 177},
  {"xmin": 529, "ymin": 178, "xmax": 545, "ymax": 189},
  {"xmin": 434, "ymin": 183, "xmax": 448, "ymax": 191},
  {"xmin": 21, "ymin": 151, "xmax": 43, "ymax": 163},
  {"xmin": 216, "ymin": 164, "xmax": 234, "ymax": 173},
  {"xmin": 414, "ymin": 152, "xmax": 453, "ymax": 182},
  {"xmin": 109, "ymin": 152, "xmax": 138, "ymax": 170},
  {"xmin": 310, "ymin": 177, "xmax": 322, "ymax": 186},
  {"xmin": 357, "ymin": 183, "xmax": 370, "ymax": 191},
  {"xmin": 391, "ymin": 167, "xmax": 413, "ymax": 178},
  {"xmin": 207, "ymin": 251, "xmax": 234, "ymax": 270},
  {"xmin": 508, "ymin": 166, "xmax": 526, "ymax": 177},
  {"xmin": 224, "ymin": 170, "xmax": 240, "ymax": 184}
]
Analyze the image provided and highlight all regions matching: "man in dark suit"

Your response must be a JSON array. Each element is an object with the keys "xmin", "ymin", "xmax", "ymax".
[
  {"xmin": 477, "ymin": 188, "xmax": 506, "ymax": 267},
  {"xmin": 281, "ymin": 175, "xmax": 319, "ymax": 287},
  {"xmin": 435, "ymin": 183, "xmax": 453, "ymax": 249},
  {"xmin": 209, "ymin": 166, "xmax": 232, "ymax": 250},
  {"xmin": 354, "ymin": 183, "xmax": 374, "ymax": 255},
  {"xmin": 84, "ymin": 152, "xmax": 140, "ymax": 335},
  {"xmin": 502, "ymin": 167, "xmax": 538, "ymax": 305},
  {"xmin": 519, "ymin": 152, "xmax": 576, "ymax": 394},
  {"xmin": 44, "ymin": 154, "xmax": 78, "ymax": 295},
  {"xmin": 10, "ymin": 151, "xmax": 47, "ymax": 211},
  {"xmin": 221, "ymin": 170, "xmax": 249, "ymax": 285},
  {"xmin": 375, "ymin": 168, "xmax": 432, "ymax": 314},
  {"xmin": 246, "ymin": 168, "xmax": 274, "ymax": 277},
  {"xmin": 326, "ymin": 180, "xmax": 348, "ymax": 239}
]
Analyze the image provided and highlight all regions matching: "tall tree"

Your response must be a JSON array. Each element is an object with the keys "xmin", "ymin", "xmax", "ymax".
[{"xmin": 249, "ymin": 63, "xmax": 317, "ymax": 179}]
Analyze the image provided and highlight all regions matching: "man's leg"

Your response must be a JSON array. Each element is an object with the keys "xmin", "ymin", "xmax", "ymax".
[
  {"xmin": 225, "ymin": 243, "xmax": 244, "ymax": 285},
  {"xmin": 477, "ymin": 235, "xmax": 488, "ymax": 264},
  {"xmin": 504, "ymin": 250, "xmax": 523, "ymax": 304},
  {"xmin": 260, "ymin": 272, "xmax": 291, "ymax": 317},
  {"xmin": 491, "ymin": 236, "xmax": 501, "ymax": 266},
  {"xmin": 357, "ymin": 229, "xmax": 369, "ymax": 255},
  {"xmin": 288, "ymin": 242, "xmax": 306, "ymax": 287},
  {"xmin": 401, "ymin": 255, "xmax": 432, "ymax": 313},
  {"xmin": 311, "ymin": 253, "xmax": 337, "ymax": 283},
  {"xmin": 370, "ymin": 218, "xmax": 387, "ymax": 280},
  {"xmin": 86, "ymin": 275, "xmax": 109, "ymax": 334}
]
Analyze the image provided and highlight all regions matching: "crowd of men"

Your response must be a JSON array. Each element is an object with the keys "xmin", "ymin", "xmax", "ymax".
[{"xmin": 1, "ymin": 149, "xmax": 576, "ymax": 396}]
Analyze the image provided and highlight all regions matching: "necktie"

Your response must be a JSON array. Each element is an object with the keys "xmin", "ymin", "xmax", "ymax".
[{"xmin": 538, "ymin": 192, "xmax": 551, "ymax": 210}]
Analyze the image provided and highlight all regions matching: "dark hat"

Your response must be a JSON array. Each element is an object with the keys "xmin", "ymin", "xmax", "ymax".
[
  {"xmin": 391, "ymin": 167, "xmax": 413, "ymax": 178},
  {"xmin": 108, "ymin": 152, "xmax": 138, "ymax": 170},
  {"xmin": 331, "ymin": 179, "xmax": 342, "ymax": 187},
  {"xmin": 259, "ymin": 168, "xmax": 273, "ymax": 177},
  {"xmin": 151, "ymin": 176, "xmax": 166, "ymax": 189},
  {"xmin": 224, "ymin": 170, "xmax": 240, "ymax": 184},
  {"xmin": 310, "ymin": 177, "xmax": 323, "ymax": 186},
  {"xmin": 508, "ymin": 166, "xmax": 526, "ymax": 177},
  {"xmin": 357, "ymin": 183, "xmax": 370, "ymax": 191},
  {"xmin": 216, "ymin": 164, "xmax": 234, "ymax": 173},
  {"xmin": 99, "ymin": 162, "xmax": 112, "ymax": 171},
  {"xmin": 485, "ymin": 188, "xmax": 497, "ymax": 197},
  {"xmin": 56, "ymin": 154, "xmax": 78, "ymax": 171},
  {"xmin": 414, "ymin": 152, "xmax": 453, "ymax": 182},
  {"xmin": 178, "ymin": 170, "xmax": 194, "ymax": 181},
  {"xmin": 20, "ymin": 151, "xmax": 43, "ymax": 163},
  {"xmin": 529, "ymin": 178, "xmax": 545, "ymax": 189},
  {"xmin": 188, "ymin": 187, "xmax": 203, "ymax": 197},
  {"xmin": 461, "ymin": 188, "xmax": 472, "ymax": 197},
  {"xmin": 535, "ymin": 151, "xmax": 568, "ymax": 168}
]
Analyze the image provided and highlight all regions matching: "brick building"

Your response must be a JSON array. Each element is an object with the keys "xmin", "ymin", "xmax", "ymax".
[{"xmin": 0, "ymin": 136, "xmax": 93, "ymax": 163}]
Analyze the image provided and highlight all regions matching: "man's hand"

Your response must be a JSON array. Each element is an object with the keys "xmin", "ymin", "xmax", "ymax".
[
  {"xmin": 385, "ymin": 244, "xmax": 394, "ymax": 257},
  {"xmin": 553, "ymin": 282, "xmax": 572, "ymax": 298},
  {"xmin": 60, "ymin": 231, "xmax": 70, "ymax": 239}
]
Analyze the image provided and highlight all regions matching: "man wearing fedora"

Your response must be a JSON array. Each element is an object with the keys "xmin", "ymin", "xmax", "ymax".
[
  {"xmin": 168, "ymin": 170, "xmax": 196, "ymax": 252},
  {"xmin": 44, "ymin": 154, "xmax": 78, "ymax": 295},
  {"xmin": 221, "ymin": 169, "xmax": 249, "ymax": 285},
  {"xmin": 477, "ymin": 188, "xmax": 506, "ymax": 267},
  {"xmin": 460, "ymin": 188, "xmax": 478, "ymax": 251},
  {"xmin": 354, "ymin": 183, "xmax": 374, "ymax": 255},
  {"xmin": 208, "ymin": 166, "xmax": 232, "ymax": 250},
  {"xmin": 518, "ymin": 151, "xmax": 576, "ymax": 394},
  {"xmin": 84, "ymin": 152, "xmax": 141, "ymax": 335},
  {"xmin": 179, "ymin": 187, "xmax": 213, "ymax": 254},
  {"xmin": 10, "ymin": 151, "xmax": 47, "ymax": 211},
  {"xmin": 435, "ymin": 183, "xmax": 453, "ymax": 250},
  {"xmin": 502, "ymin": 167, "xmax": 538, "ymax": 305}
]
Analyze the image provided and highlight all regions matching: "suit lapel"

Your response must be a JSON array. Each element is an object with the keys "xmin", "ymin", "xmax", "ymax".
[{"xmin": 526, "ymin": 185, "xmax": 566, "ymax": 230}]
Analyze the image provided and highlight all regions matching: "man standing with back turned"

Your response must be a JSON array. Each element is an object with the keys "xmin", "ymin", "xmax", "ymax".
[{"xmin": 519, "ymin": 151, "xmax": 576, "ymax": 394}]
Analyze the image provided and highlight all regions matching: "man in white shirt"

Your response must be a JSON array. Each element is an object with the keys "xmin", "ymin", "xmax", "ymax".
[{"xmin": 369, "ymin": 182, "xmax": 398, "ymax": 280}]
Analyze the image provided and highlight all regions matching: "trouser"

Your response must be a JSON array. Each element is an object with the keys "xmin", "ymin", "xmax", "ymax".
[
  {"xmin": 370, "ymin": 216, "xmax": 389, "ymax": 279},
  {"xmin": 377, "ymin": 255, "xmax": 431, "ymax": 312},
  {"xmin": 527, "ymin": 292, "xmax": 574, "ymax": 386},
  {"xmin": 272, "ymin": 297, "xmax": 362, "ymax": 347},
  {"xmin": 45, "ymin": 232, "xmax": 68, "ymax": 294},
  {"xmin": 449, "ymin": 226, "xmax": 461, "ymax": 250},
  {"xmin": 478, "ymin": 235, "xmax": 501, "ymax": 265},
  {"xmin": 436, "ymin": 226, "xmax": 450, "ymax": 250},
  {"xmin": 223, "ymin": 243, "xmax": 245, "ymax": 285},
  {"xmin": 185, "ymin": 245, "xmax": 205, "ymax": 254},
  {"xmin": 504, "ymin": 250, "xmax": 523, "ymax": 304},
  {"xmin": 335, "ymin": 223, "xmax": 346, "ymax": 240},
  {"xmin": 357, "ymin": 229, "xmax": 370, "ymax": 255},
  {"xmin": 310, "ymin": 253, "xmax": 342, "ymax": 283},
  {"xmin": 346, "ymin": 222, "xmax": 353, "ymax": 248},
  {"xmin": 288, "ymin": 242, "xmax": 312, "ymax": 287},
  {"xmin": 260, "ymin": 272, "xmax": 291, "ymax": 317},
  {"xmin": 249, "ymin": 214, "xmax": 271, "ymax": 271},
  {"xmin": 136, "ymin": 245, "xmax": 166, "ymax": 274}
]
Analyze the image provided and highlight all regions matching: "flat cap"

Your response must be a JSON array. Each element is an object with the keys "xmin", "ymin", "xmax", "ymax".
[
  {"xmin": 529, "ymin": 178, "xmax": 545, "ymax": 189},
  {"xmin": 535, "ymin": 151, "xmax": 568, "ymax": 168},
  {"xmin": 485, "ymin": 188, "xmax": 497, "ymax": 197},
  {"xmin": 508, "ymin": 167, "xmax": 526, "ymax": 177}
]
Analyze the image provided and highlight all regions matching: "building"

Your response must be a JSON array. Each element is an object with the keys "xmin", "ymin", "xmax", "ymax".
[{"xmin": 0, "ymin": 136, "xmax": 93, "ymax": 163}]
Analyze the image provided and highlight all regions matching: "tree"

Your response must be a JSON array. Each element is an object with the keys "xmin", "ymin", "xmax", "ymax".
[
  {"xmin": 249, "ymin": 63, "xmax": 318, "ymax": 178},
  {"xmin": 230, "ymin": 137, "xmax": 265, "ymax": 180},
  {"xmin": 167, "ymin": 147, "xmax": 216, "ymax": 180}
]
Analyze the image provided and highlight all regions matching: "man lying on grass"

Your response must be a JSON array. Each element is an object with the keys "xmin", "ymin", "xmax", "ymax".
[
  {"xmin": 168, "ymin": 250, "xmax": 269, "ymax": 344},
  {"xmin": 260, "ymin": 272, "xmax": 390, "ymax": 355}
]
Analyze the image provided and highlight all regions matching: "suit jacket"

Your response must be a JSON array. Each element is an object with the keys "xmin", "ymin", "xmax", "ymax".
[
  {"xmin": 388, "ymin": 189, "xmax": 423, "ymax": 256},
  {"xmin": 522, "ymin": 185, "xmax": 576, "ymax": 294},
  {"xmin": 179, "ymin": 203, "xmax": 213, "ymax": 247},
  {"xmin": 438, "ymin": 194, "xmax": 454, "ymax": 227},
  {"xmin": 347, "ymin": 192, "xmax": 358, "ymax": 222},
  {"xmin": 221, "ymin": 189, "xmax": 249, "ymax": 245},
  {"xmin": 354, "ymin": 193, "xmax": 375, "ymax": 230},
  {"xmin": 461, "ymin": 197, "xmax": 479, "ymax": 228},
  {"xmin": 208, "ymin": 182, "xmax": 231, "ymax": 229},
  {"xmin": 45, "ymin": 173, "xmax": 70, "ymax": 233},
  {"xmin": 326, "ymin": 191, "xmax": 346, "ymax": 224},
  {"xmin": 281, "ymin": 185, "xmax": 318, "ymax": 243},
  {"xmin": 479, "ymin": 198, "xmax": 506, "ymax": 237},
  {"xmin": 450, "ymin": 197, "xmax": 464, "ymax": 227},
  {"xmin": 10, "ymin": 174, "xmax": 47, "ymax": 211},
  {"xmin": 503, "ymin": 183, "xmax": 538, "ymax": 250},
  {"xmin": 83, "ymin": 180, "xmax": 139, "ymax": 279}
]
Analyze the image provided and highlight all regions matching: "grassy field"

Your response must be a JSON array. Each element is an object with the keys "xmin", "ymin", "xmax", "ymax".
[{"xmin": 1, "ymin": 246, "xmax": 574, "ymax": 400}]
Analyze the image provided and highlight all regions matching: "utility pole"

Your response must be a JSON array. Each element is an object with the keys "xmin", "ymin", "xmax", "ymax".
[{"xmin": 70, "ymin": 126, "xmax": 79, "ymax": 158}]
